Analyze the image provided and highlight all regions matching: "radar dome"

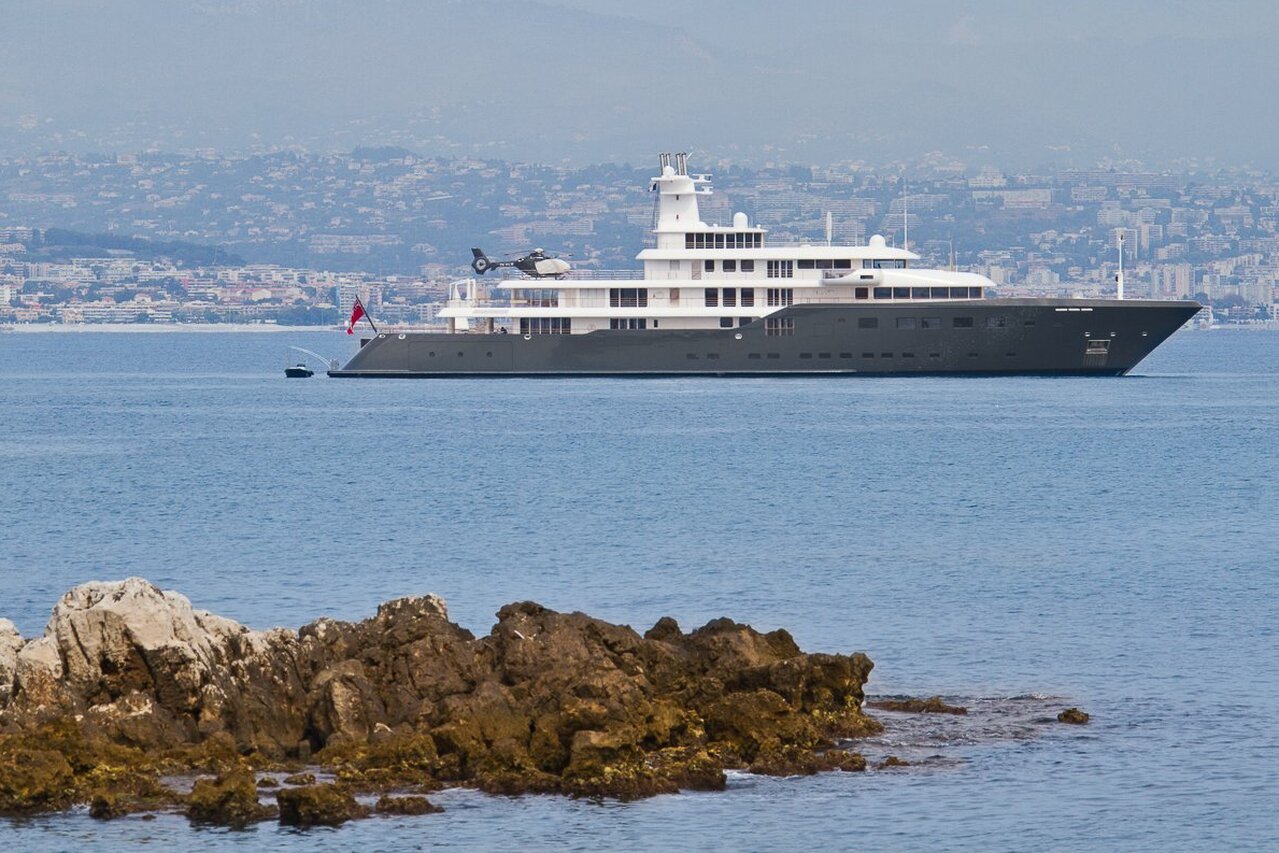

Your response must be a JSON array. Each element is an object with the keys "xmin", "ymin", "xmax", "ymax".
[
  {"xmin": 733, "ymin": 211, "xmax": 748, "ymax": 228},
  {"xmin": 869, "ymin": 234, "xmax": 887, "ymax": 249}
]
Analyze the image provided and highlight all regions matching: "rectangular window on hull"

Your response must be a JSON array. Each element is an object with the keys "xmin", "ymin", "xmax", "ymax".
[
  {"xmin": 953, "ymin": 317, "xmax": 974, "ymax": 328},
  {"xmin": 720, "ymin": 317, "xmax": 734, "ymax": 328},
  {"xmin": 896, "ymin": 317, "xmax": 917, "ymax": 329},
  {"xmin": 858, "ymin": 317, "xmax": 878, "ymax": 329},
  {"xmin": 921, "ymin": 317, "xmax": 942, "ymax": 329},
  {"xmin": 519, "ymin": 318, "xmax": 572, "ymax": 335},
  {"xmin": 765, "ymin": 318, "xmax": 795, "ymax": 336},
  {"xmin": 609, "ymin": 318, "xmax": 648, "ymax": 329}
]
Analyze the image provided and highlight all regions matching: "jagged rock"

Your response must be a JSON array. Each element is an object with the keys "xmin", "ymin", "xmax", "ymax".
[
  {"xmin": 868, "ymin": 696, "xmax": 968, "ymax": 715},
  {"xmin": 0, "ymin": 746, "xmax": 76, "ymax": 814},
  {"xmin": 0, "ymin": 619, "xmax": 23, "ymax": 707},
  {"xmin": 283, "ymin": 771, "xmax": 316, "ymax": 785},
  {"xmin": 877, "ymin": 755, "xmax": 910, "ymax": 769},
  {"xmin": 375, "ymin": 794, "xmax": 443, "ymax": 815},
  {"xmin": 1057, "ymin": 708, "xmax": 1090, "ymax": 725},
  {"xmin": 277, "ymin": 783, "xmax": 369, "ymax": 826},
  {"xmin": 0, "ymin": 578, "xmax": 889, "ymax": 810},
  {"xmin": 187, "ymin": 767, "xmax": 277, "ymax": 826}
]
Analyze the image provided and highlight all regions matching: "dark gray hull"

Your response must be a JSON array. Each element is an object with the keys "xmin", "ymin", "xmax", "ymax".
[{"xmin": 330, "ymin": 299, "xmax": 1201, "ymax": 378}]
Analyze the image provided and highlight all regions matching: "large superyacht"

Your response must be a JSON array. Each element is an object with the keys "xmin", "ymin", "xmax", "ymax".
[{"xmin": 331, "ymin": 153, "xmax": 1200, "ymax": 377}]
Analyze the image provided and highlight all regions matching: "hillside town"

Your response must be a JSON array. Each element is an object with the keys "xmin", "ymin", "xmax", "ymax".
[{"xmin": 2, "ymin": 149, "xmax": 1277, "ymax": 327}]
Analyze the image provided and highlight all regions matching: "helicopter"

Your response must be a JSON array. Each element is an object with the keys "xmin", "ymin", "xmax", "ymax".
[{"xmin": 470, "ymin": 247, "xmax": 572, "ymax": 279}]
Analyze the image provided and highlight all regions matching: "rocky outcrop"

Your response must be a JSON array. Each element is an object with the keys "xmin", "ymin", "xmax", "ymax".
[
  {"xmin": 1057, "ymin": 707, "xmax": 1090, "ymax": 725},
  {"xmin": 0, "ymin": 578, "xmax": 884, "ymax": 815},
  {"xmin": 277, "ymin": 783, "xmax": 369, "ymax": 826},
  {"xmin": 868, "ymin": 695, "xmax": 968, "ymax": 715}
]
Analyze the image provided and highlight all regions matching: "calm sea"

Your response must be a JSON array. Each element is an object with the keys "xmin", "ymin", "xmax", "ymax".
[{"xmin": 1, "ymin": 328, "xmax": 1276, "ymax": 850}]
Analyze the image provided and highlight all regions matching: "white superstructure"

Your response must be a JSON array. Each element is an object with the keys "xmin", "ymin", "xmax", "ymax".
[{"xmin": 439, "ymin": 153, "xmax": 994, "ymax": 335}]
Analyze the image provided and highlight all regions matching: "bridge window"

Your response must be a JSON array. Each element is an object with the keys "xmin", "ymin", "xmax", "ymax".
[
  {"xmin": 515, "ymin": 288, "xmax": 559, "ymax": 307},
  {"xmin": 893, "ymin": 287, "xmax": 910, "ymax": 299},
  {"xmin": 766, "ymin": 260, "xmax": 794, "ymax": 279},
  {"xmin": 873, "ymin": 287, "xmax": 891, "ymax": 299},
  {"xmin": 519, "ymin": 317, "xmax": 572, "ymax": 335},
  {"xmin": 765, "ymin": 318, "xmax": 795, "ymax": 336},
  {"xmin": 766, "ymin": 288, "xmax": 794, "ymax": 307},
  {"xmin": 869, "ymin": 259, "xmax": 908, "ymax": 269},
  {"xmin": 609, "ymin": 288, "xmax": 648, "ymax": 308}
]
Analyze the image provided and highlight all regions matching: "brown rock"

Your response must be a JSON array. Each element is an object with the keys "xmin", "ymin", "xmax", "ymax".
[
  {"xmin": 276, "ymin": 783, "xmax": 370, "ymax": 826},
  {"xmin": 283, "ymin": 772, "xmax": 316, "ymax": 785},
  {"xmin": 1057, "ymin": 708, "xmax": 1090, "ymax": 725},
  {"xmin": 0, "ymin": 746, "xmax": 76, "ymax": 814},
  {"xmin": 187, "ymin": 768, "xmax": 277, "ymax": 826},
  {"xmin": 0, "ymin": 579, "xmax": 890, "ymax": 805},
  {"xmin": 375, "ymin": 794, "xmax": 443, "ymax": 816},
  {"xmin": 877, "ymin": 755, "xmax": 910, "ymax": 769},
  {"xmin": 868, "ymin": 696, "xmax": 968, "ymax": 715}
]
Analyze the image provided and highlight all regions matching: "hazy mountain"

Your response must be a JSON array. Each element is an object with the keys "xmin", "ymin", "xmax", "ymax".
[{"xmin": 1, "ymin": 0, "xmax": 1275, "ymax": 167}]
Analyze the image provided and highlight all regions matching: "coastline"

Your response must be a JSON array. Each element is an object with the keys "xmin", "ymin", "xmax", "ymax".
[{"xmin": 5, "ymin": 323, "xmax": 337, "ymax": 334}]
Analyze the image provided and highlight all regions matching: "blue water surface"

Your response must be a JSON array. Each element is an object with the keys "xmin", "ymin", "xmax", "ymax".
[{"xmin": 0, "ymin": 328, "xmax": 1276, "ymax": 850}]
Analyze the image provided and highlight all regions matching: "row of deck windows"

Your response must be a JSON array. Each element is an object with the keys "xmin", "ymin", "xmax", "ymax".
[
  {"xmin": 609, "ymin": 288, "xmax": 649, "ymax": 307},
  {"xmin": 705, "ymin": 259, "xmax": 756, "ymax": 272},
  {"xmin": 689, "ymin": 257, "xmax": 909, "ymax": 272},
  {"xmin": 519, "ymin": 317, "xmax": 572, "ymax": 335},
  {"xmin": 685, "ymin": 232, "xmax": 763, "ymax": 249},
  {"xmin": 704, "ymin": 288, "xmax": 756, "ymax": 308}
]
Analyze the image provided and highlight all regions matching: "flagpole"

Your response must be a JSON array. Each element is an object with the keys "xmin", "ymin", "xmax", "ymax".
[{"xmin": 357, "ymin": 296, "xmax": 378, "ymax": 334}]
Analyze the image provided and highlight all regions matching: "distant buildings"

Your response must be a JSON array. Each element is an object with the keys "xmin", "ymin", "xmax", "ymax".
[{"xmin": 2, "ymin": 150, "xmax": 1279, "ymax": 325}]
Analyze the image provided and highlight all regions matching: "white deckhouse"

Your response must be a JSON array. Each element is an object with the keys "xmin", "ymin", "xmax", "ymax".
[{"xmin": 438, "ymin": 152, "xmax": 994, "ymax": 336}]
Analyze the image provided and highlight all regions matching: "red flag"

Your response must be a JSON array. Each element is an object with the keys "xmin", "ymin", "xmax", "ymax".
[{"xmin": 346, "ymin": 298, "xmax": 366, "ymax": 334}]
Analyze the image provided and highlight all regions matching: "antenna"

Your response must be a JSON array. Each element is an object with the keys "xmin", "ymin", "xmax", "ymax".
[
  {"xmin": 825, "ymin": 211, "xmax": 832, "ymax": 246},
  {"xmin": 1116, "ymin": 232, "xmax": 1125, "ymax": 300}
]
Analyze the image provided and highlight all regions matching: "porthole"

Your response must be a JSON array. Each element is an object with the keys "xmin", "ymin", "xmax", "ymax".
[
  {"xmin": 523, "ymin": 334, "xmax": 532, "ymax": 341},
  {"xmin": 734, "ymin": 332, "xmax": 743, "ymax": 340},
  {"xmin": 398, "ymin": 333, "xmax": 406, "ymax": 340}
]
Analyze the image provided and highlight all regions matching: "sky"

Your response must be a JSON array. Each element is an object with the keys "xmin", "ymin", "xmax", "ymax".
[{"xmin": 0, "ymin": 0, "xmax": 1276, "ymax": 168}]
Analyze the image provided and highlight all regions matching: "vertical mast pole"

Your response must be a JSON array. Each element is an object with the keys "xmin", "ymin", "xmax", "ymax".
[{"xmin": 1117, "ymin": 232, "xmax": 1125, "ymax": 300}]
